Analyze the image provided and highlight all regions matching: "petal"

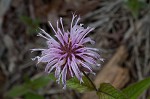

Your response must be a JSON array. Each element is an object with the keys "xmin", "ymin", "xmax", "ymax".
[
  {"xmin": 37, "ymin": 33, "xmax": 50, "ymax": 40},
  {"xmin": 79, "ymin": 55, "xmax": 97, "ymax": 65},
  {"xmin": 39, "ymin": 52, "xmax": 60, "ymax": 63},
  {"xmin": 75, "ymin": 48, "xmax": 87, "ymax": 53},
  {"xmin": 46, "ymin": 39, "xmax": 60, "ymax": 48},
  {"xmin": 55, "ymin": 21, "xmax": 65, "ymax": 46},
  {"xmin": 47, "ymin": 62, "xmax": 58, "ymax": 73},
  {"xmin": 78, "ymin": 27, "xmax": 94, "ymax": 44},
  {"xmin": 31, "ymin": 48, "xmax": 46, "ymax": 53},
  {"xmin": 47, "ymin": 58, "xmax": 65, "ymax": 73},
  {"xmin": 45, "ymin": 59, "xmax": 58, "ymax": 72},
  {"xmin": 70, "ymin": 14, "xmax": 77, "ymax": 29},
  {"xmin": 63, "ymin": 33, "xmax": 69, "ymax": 43},
  {"xmin": 77, "ymin": 52, "xmax": 99, "ymax": 59},
  {"xmin": 60, "ymin": 17, "xmax": 65, "ymax": 32},
  {"xmin": 67, "ymin": 58, "xmax": 73, "ymax": 77},
  {"xmin": 55, "ymin": 33, "xmax": 65, "ymax": 46},
  {"xmin": 40, "ymin": 28, "xmax": 52, "ymax": 38},
  {"xmin": 70, "ymin": 25, "xmax": 84, "ymax": 45},
  {"xmin": 85, "ymin": 47, "xmax": 99, "ymax": 51},
  {"xmin": 77, "ymin": 59, "xmax": 93, "ymax": 73},
  {"xmin": 71, "ymin": 54, "xmax": 82, "ymax": 81},
  {"xmin": 86, "ymin": 50, "xmax": 100, "ymax": 58},
  {"xmin": 48, "ymin": 21, "xmax": 57, "ymax": 34},
  {"xmin": 38, "ymin": 54, "xmax": 52, "ymax": 63},
  {"xmin": 81, "ymin": 37, "xmax": 95, "ymax": 44},
  {"xmin": 55, "ymin": 66, "xmax": 61, "ymax": 78},
  {"xmin": 61, "ymin": 65, "xmax": 67, "ymax": 89},
  {"xmin": 49, "ymin": 48, "xmax": 63, "ymax": 53}
]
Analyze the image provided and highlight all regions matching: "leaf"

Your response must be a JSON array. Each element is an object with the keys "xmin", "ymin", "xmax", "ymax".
[
  {"xmin": 6, "ymin": 84, "xmax": 30, "ymax": 98},
  {"xmin": 5, "ymin": 74, "xmax": 55, "ymax": 98},
  {"xmin": 97, "ymin": 83, "xmax": 127, "ymax": 99},
  {"xmin": 125, "ymin": 0, "xmax": 147, "ymax": 18},
  {"xmin": 122, "ymin": 77, "xmax": 150, "ymax": 99},
  {"xmin": 19, "ymin": 15, "xmax": 40, "ymax": 35},
  {"xmin": 19, "ymin": 15, "xmax": 40, "ymax": 27},
  {"xmin": 30, "ymin": 73, "xmax": 55, "ymax": 90},
  {"xmin": 25, "ymin": 92, "xmax": 44, "ymax": 99},
  {"xmin": 67, "ymin": 76, "xmax": 95, "ymax": 92}
]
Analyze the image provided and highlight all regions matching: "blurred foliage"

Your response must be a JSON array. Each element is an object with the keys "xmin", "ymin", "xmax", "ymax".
[
  {"xmin": 122, "ymin": 77, "xmax": 150, "ymax": 99},
  {"xmin": 5, "ymin": 74, "xmax": 55, "ymax": 98},
  {"xmin": 19, "ymin": 15, "xmax": 40, "ymax": 35},
  {"xmin": 25, "ymin": 92, "xmax": 44, "ymax": 99},
  {"xmin": 6, "ymin": 84, "xmax": 30, "ymax": 98},
  {"xmin": 6, "ymin": 72, "xmax": 150, "ymax": 99},
  {"xmin": 124, "ymin": 0, "xmax": 148, "ymax": 18}
]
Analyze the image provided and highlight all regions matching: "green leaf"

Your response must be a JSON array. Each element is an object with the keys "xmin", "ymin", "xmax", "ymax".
[
  {"xmin": 97, "ymin": 83, "xmax": 127, "ymax": 99},
  {"xmin": 5, "ymin": 74, "xmax": 55, "ymax": 98},
  {"xmin": 6, "ymin": 84, "xmax": 30, "ymax": 98},
  {"xmin": 67, "ymin": 76, "xmax": 95, "ymax": 92},
  {"xmin": 19, "ymin": 15, "xmax": 40, "ymax": 35},
  {"xmin": 30, "ymin": 74, "xmax": 55, "ymax": 90},
  {"xmin": 19, "ymin": 15, "xmax": 40, "ymax": 27},
  {"xmin": 23, "ymin": 74, "xmax": 31, "ymax": 83},
  {"xmin": 122, "ymin": 77, "xmax": 150, "ymax": 99},
  {"xmin": 125, "ymin": 0, "xmax": 144, "ymax": 18},
  {"xmin": 25, "ymin": 92, "xmax": 44, "ymax": 99}
]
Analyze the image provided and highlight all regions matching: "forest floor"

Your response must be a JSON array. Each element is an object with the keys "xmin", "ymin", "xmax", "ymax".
[{"xmin": 0, "ymin": 0, "xmax": 150, "ymax": 99}]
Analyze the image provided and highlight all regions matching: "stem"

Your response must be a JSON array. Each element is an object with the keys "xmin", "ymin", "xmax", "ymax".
[{"xmin": 82, "ymin": 71, "xmax": 98, "ymax": 92}]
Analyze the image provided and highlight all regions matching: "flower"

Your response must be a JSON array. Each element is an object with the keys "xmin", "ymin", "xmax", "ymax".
[{"xmin": 31, "ymin": 14, "xmax": 102, "ymax": 88}]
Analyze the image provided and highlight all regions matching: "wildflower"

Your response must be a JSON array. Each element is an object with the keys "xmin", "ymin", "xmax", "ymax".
[{"xmin": 31, "ymin": 14, "xmax": 102, "ymax": 88}]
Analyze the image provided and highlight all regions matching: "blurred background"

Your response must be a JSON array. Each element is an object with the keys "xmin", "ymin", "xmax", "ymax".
[{"xmin": 0, "ymin": 0, "xmax": 150, "ymax": 99}]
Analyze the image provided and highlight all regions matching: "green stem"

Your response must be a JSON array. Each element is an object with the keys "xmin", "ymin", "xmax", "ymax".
[{"xmin": 82, "ymin": 71, "xmax": 98, "ymax": 92}]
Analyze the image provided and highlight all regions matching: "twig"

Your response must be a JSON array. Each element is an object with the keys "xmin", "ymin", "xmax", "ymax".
[
  {"xmin": 144, "ymin": 27, "xmax": 150, "ymax": 75},
  {"xmin": 29, "ymin": 0, "xmax": 35, "ymax": 20},
  {"xmin": 134, "ymin": 44, "xmax": 143, "ymax": 80},
  {"xmin": 82, "ymin": 71, "xmax": 98, "ymax": 92},
  {"xmin": 133, "ymin": 19, "xmax": 143, "ymax": 80}
]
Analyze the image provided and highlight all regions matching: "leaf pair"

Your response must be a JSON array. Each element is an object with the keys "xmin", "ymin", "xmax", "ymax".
[
  {"xmin": 67, "ymin": 76, "xmax": 150, "ymax": 99},
  {"xmin": 67, "ymin": 75, "xmax": 127, "ymax": 99}
]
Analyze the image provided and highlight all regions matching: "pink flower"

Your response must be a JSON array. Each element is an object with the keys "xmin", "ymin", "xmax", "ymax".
[{"xmin": 31, "ymin": 14, "xmax": 102, "ymax": 88}]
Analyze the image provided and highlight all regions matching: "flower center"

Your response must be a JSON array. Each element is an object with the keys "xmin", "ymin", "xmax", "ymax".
[{"xmin": 66, "ymin": 40, "xmax": 74, "ymax": 56}]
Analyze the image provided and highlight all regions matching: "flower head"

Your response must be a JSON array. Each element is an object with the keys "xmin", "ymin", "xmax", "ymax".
[{"xmin": 31, "ymin": 14, "xmax": 102, "ymax": 88}]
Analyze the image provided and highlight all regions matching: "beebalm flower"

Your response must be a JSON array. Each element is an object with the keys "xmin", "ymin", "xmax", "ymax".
[{"xmin": 31, "ymin": 14, "xmax": 103, "ymax": 88}]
